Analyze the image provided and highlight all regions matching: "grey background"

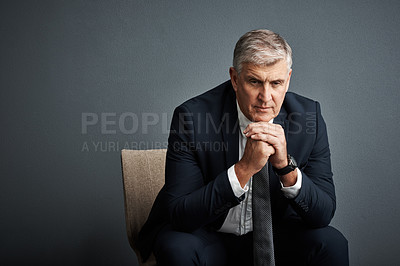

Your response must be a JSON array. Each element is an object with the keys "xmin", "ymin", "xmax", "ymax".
[{"xmin": 1, "ymin": 0, "xmax": 399, "ymax": 265}]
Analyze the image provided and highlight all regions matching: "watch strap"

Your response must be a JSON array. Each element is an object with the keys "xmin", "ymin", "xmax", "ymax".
[{"xmin": 273, "ymin": 155, "xmax": 297, "ymax": 176}]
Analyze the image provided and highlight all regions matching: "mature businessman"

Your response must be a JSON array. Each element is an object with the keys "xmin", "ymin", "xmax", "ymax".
[{"xmin": 138, "ymin": 29, "xmax": 349, "ymax": 265}]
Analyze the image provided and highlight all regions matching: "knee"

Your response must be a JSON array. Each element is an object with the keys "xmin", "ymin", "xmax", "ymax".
[
  {"xmin": 275, "ymin": 225, "xmax": 348, "ymax": 266},
  {"xmin": 308, "ymin": 226, "xmax": 349, "ymax": 265},
  {"xmin": 314, "ymin": 226, "xmax": 348, "ymax": 252},
  {"xmin": 155, "ymin": 234, "xmax": 204, "ymax": 265}
]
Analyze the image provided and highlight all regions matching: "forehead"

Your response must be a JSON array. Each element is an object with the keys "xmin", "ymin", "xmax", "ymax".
[{"xmin": 241, "ymin": 60, "xmax": 289, "ymax": 79}]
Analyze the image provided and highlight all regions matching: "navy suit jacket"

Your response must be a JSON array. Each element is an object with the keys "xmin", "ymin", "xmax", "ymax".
[{"xmin": 138, "ymin": 80, "xmax": 336, "ymax": 261}]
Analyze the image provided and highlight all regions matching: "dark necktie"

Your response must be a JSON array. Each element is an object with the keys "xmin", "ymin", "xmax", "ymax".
[{"xmin": 252, "ymin": 162, "xmax": 275, "ymax": 266}]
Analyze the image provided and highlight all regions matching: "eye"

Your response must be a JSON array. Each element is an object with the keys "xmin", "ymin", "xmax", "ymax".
[
  {"xmin": 271, "ymin": 80, "xmax": 283, "ymax": 87},
  {"xmin": 249, "ymin": 79, "xmax": 260, "ymax": 85}
]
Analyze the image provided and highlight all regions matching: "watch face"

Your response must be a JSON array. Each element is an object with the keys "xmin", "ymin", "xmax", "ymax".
[{"xmin": 289, "ymin": 155, "xmax": 297, "ymax": 168}]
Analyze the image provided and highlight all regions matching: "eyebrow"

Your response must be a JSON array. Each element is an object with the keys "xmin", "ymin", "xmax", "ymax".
[
  {"xmin": 247, "ymin": 75, "xmax": 262, "ymax": 81},
  {"xmin": 247, "ymin": 75, "xmax": 285, "ymax": 84}
]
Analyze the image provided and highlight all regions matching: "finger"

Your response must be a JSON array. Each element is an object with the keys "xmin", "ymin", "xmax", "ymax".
[
  {"xmin": 243, "ymin": 122, "xmax": 270, "ymax": 134},
  {"xmin": 265, "ymin": 144, "xmax": 276, "ymax": 156},
  {"xmin": 244, "ymin": 123, "xmax": 284, "ymax": 137},
  {"xmin": 246, "ymin": 122, "xmax": 282, "ymax": 131},
  {"xmin": 247, "ymin": 139, "xmax": 276, "ymax": 159},
  {"xmin": 250, "ymin": 133, "xmax": 280, "ymax": 145}
]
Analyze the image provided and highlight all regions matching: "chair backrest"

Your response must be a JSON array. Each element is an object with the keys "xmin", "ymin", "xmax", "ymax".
[{"xmin": 121, "ymin": 149, "xmax": 167, "ymax": 266}]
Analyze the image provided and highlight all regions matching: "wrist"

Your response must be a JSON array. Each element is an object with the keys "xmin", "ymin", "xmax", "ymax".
[
  {"xmin": 273, "ymin": 160, "xmax": 288, "ymax": 169},
  {"xmin": 234, "ymin": 161, "xmax": 254, "ymax": 188},
  {"xmin": 280, "ymin": 168, "xmax": 298, "ymax": 187},
  {"xmin": 273, "ymin": 155, "xmax": 297, "ymax": 176}
]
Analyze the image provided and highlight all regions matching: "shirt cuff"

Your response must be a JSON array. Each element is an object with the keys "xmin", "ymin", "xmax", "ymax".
[
  {"xmin": 227, "ymin": 164, "xmax": 249, "ymax": 198},
  {"xmin": 280, "ymin": 168, "xmax": 302, "ymax": 199}
]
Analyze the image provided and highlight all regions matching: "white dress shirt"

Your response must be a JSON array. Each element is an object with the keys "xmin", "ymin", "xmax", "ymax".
[{"xmin": 218, "ymin": 101, "xmax": 302, "ymax": 235}]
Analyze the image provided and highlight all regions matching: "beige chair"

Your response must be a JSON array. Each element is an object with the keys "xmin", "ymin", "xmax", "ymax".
[{"xmin": 121, "ymin": 149, "xmax": 167, "ymax": 266}]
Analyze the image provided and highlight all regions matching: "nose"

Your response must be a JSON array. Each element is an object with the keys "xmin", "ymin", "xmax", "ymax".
[{"xmin": 258, "ymin": 83, "xmax": 272, "ymax": 102}]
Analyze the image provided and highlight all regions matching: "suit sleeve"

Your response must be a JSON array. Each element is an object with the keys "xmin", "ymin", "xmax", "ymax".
[
  {"xmin": 290, "ymin": 101, "xmax": 336, "ymax": 228},
  {"xmin": 165, "ymin": 105, "xmax": 242, "ymax": 232}
]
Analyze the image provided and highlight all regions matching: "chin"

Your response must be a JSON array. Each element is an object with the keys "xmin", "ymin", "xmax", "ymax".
[
  {"xmin": 253, "ymin": 112, "xmax": 273, "ymax": 122},
  {"xmin": 253, "ymin": 116, "xmax": 270, "ymax": 122}
]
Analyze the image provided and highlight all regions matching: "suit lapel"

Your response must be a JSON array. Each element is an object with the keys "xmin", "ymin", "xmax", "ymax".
[
  {"xmin": 273, "ymin": 103, "xmax": 289, "ymax": 141},
  {"xmin": 271, "ymin": 99, "xmax": 290, "ymax": 191},
  {"xmin": 221, "ymin": 84, "xmax": 240, "ymax": 169}
]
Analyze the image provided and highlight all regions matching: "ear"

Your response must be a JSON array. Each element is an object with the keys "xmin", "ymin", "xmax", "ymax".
[
  {"xmin": 285, "ymin": 69, "xmax": 292, "ymax": 92},
  {"xmin": 229, "ymin": 67, "xmax": 239, "ymax": 92}
]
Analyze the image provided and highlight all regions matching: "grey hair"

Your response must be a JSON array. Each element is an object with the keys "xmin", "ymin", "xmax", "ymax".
[{"xmin": 233, "ymin": 29, "xmax": 292, "ymax": 74}]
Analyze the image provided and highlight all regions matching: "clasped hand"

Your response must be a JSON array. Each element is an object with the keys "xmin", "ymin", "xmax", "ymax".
[{"xmin": 235, "ymin": 122, "xmax": 288, "ymax": 187}]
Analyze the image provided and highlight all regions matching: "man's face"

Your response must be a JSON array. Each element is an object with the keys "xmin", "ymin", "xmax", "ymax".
[{"xmin": 230, "ymin": 60, "xmax": 292, "ymax": 122}]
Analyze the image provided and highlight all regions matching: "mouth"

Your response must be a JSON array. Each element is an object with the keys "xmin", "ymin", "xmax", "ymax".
[{"xmin": 254, "ymin": 106, "xmax": 273, "ymax": 112}]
